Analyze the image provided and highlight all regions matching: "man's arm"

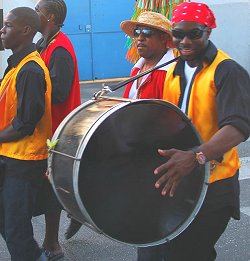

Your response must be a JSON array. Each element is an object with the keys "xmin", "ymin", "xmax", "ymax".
[
  {"xmin": 154, "ymin": 125, "xmax": 244, "ymax": 197},
  {"xmin": 49, "ymin": 47, "xmax": 74, "ymax": 104},
  {"xmin": 215, "ymin": 59, "xmax": 250, "ymax": 140},
  {"xmin": 155, "ymin": 60, "xmax": 250, "ymax": 197},
  {"xmin": 0, "ymin": 125, "xmax": 25, "ymax": 143}
]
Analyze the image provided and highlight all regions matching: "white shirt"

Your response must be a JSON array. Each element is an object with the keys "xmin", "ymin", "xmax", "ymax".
[{"xmin": 180, "ymin": 62, "xmax": 197, "ymax": 113}]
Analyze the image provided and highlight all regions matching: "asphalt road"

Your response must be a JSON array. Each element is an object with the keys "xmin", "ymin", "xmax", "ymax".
[{"xmin": 0, "ymin": 81, "xmax": 249, "ymax": 261}]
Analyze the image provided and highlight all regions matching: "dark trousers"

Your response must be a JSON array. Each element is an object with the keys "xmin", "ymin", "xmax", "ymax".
[
  {"xmin": 0, "ymin": 175, "xmax": 42, "ymax": 261},
  {"xmin": 137, "ymin": 206, "xmax": 232, "ymax": 261}
]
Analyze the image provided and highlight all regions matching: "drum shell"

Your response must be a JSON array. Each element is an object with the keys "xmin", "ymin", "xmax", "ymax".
[{"xmin": 48, "ymin": 98, "xmax": 209, "ymax": 246}]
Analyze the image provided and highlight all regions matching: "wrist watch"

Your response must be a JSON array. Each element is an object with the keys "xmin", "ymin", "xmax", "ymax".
[{"xmin": 191, "ymin": 147, "xmax": 206, "ymax": 165}]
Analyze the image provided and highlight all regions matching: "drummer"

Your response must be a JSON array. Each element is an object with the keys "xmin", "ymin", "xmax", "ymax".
[
  {"xmin": 120, "ymin": 11, "xmax": 176, "ymax": 99},
  {"xmin": 138, "ymin": 2, "xmax": 250, "ymax": 261},
  {"xmin": 63, "ymin": 11, "xmax": 178, "ymax": 240}
]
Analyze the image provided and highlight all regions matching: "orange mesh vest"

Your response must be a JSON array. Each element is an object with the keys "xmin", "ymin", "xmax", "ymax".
[
  {"xmin": 163, "ymin": 50, "xmax": 240, "ymax": 183},
  {"xmin": 0, "ymin": 51, "xmax": 52, "ymax": 160}
]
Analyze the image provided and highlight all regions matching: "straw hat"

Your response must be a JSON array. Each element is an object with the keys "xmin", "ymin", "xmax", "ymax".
[{"xmin": 120, "ymin": 11, "xmax": 174, "ymax": 47}]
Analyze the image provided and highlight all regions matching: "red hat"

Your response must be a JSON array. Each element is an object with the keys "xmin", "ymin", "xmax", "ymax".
[{"xmin": 172, "ymin": 2, "xmax": 217, "ymax": 29}]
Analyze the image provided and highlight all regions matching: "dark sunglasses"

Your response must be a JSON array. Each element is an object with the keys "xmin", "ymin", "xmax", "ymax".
[
  {"xmin": 133, "ymin": 28, "xmax": 155, "ymax": 38},
  {"xmin": 171, "ymin": 28, "xmax": 208, "ymax": 40}
]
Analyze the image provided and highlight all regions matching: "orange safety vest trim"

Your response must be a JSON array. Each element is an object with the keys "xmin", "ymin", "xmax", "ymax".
[
  {"xmin": 163, "ymin": 50, "xmax": 240, "ymax": 184},
  {"xmin": 0, "ymin": 51, "xmax": 52, "ymax": 160}
]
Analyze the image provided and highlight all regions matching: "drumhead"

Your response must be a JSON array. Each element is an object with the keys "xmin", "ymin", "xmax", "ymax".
[{"xmin": 49, "ymin": 98, "xmax": 209, "ymax": 246}]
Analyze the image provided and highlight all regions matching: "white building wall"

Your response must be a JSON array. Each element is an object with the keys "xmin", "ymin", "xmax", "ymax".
[{"xmin": 193, "ymin": 0, "xmax": 250, "ymax": 73}]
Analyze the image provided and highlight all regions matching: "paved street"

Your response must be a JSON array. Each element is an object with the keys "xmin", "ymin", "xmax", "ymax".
[{"xmin": 0, "ymin": 80, "xmax": 249, "ymax": 261}]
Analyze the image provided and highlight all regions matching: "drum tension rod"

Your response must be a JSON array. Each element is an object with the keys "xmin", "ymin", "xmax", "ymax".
[
  {"xmin": 93, "ymin": 57, "xmax": 180, "ymax": 100},
  {"xmin": 49, "ymin": 149, "xmax": 81, "ymax": 161}
]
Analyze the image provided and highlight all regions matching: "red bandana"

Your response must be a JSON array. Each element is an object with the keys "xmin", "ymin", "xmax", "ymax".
[{"xmin": 172, "ymin": 2, "xmax": 217, "ymax": 29}]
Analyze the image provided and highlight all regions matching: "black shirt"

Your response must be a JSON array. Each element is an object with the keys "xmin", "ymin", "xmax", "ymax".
[
  {"xmin": 36, "ymin": 30, "xmax": 75, "ymax": 104},
  {"xmin": 3, "ymin": 44, "xmax": 47, "ymax": 136}
]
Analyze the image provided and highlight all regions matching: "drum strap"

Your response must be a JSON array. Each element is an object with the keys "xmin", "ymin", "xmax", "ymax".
[{"xmin": 109, "ymin": 56, "xmax": 180, "ymax": 92}]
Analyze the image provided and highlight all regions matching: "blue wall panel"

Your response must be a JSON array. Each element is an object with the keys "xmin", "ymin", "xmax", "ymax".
[
  {"xmin": 91, "ymin": 0, "xmax": 134, "ymax": 79},
  {"xmin": 63, "ymin": 0, "xmax": 93, "ymax": 80},
  {"xmin": 92, "ymin": 32, "xmax": 132, "ymax": 79},
  {"xmin": 63, "ymin": 0, "xmax": 135, "ymax": 80},
  {"xmin": 91, "ymin": 0, "xmax": 134, "ymax": 32},
  {"xmin": 67, "ymin": 34, "xmax": 93, "ymax": 80},
  {"xmin": 63, "ymin": 0, "xmax": 91, "ymax": 34}
]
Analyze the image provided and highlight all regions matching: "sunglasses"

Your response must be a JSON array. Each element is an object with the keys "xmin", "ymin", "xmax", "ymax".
[
  {"xmin": 171, "ymin": 28, "xmax": 208, "ymax": 40},
  {"xmin": 133, "ymin": 28, "xmax": 156, "ymax": 38}
]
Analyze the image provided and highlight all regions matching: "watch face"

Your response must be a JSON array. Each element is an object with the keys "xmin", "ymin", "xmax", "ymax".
[{"xmin": 196, "ymin": 152, "xmax": 206, "ymax": 165}]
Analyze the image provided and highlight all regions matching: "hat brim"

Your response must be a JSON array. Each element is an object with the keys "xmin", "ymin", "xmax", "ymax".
[{"xmin": 120, "ymin": 20, "xmax": 174, "ymax": 48}]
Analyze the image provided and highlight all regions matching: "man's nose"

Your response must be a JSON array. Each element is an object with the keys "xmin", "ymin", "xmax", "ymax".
[
  {"xmin": 180, "ymin": 36, "xmax": 192, "ymax": 44},
  {"xmin": 137, "ymin": 33, "xmax": 146, "ymax": 41}
]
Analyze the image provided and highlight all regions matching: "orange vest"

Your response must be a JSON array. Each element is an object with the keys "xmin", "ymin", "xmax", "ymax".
[
  {"xmin": 0, "ymin": 51, "xmax": 52, "ymax": 160},
  {"xmin": 163, "ymin": 50, "xmax": 240, "ymax": 183}
]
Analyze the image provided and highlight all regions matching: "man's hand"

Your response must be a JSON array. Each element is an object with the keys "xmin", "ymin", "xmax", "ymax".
[{"xmin": 154, "ymin": 149, "xmax": 197, "ymax": 197}]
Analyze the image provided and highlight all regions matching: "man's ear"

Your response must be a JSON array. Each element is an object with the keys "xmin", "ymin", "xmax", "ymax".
[
  {"xmin": 47, "ymin": 13, "xmax": 55, "ymax": 23},
  {"xmin": 23, "ymin": 25, "xmax": 32, "ymax": 36}
]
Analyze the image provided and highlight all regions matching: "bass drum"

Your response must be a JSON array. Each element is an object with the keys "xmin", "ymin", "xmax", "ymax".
[{"xmin": 48, "ymin": 97, "xmax": 209, "ymax": 247}]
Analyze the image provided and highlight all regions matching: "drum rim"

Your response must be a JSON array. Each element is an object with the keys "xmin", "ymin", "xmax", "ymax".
[
  {"xmin": 75, "ymin": 99, "xmax": 209, "ymax": 246},
  {"xmin": 49, "ymin": 98, "xmax": 210, "ymax": 246},
  {"xmin": 74, "ymin": 100, "xmax": 131, "ymax": 230},
  {"xmin": 48, "ymin": 99, "xmax": 97, "ymax": 212}
]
